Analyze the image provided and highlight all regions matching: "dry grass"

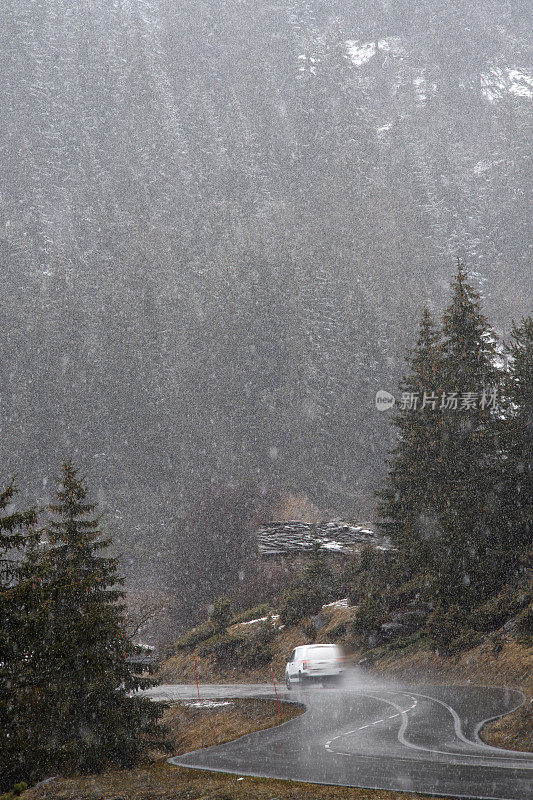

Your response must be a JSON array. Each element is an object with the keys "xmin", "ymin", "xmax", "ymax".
[
  {"xmin": 481, "ymin": 690, "xmax": 533, "ymax": 753},
  {"xmin": 22, "ymin": 764, "xmax": 447, "ymax": 800},
  {"xmin": 21, "ymin": 699, "xmax": 442, "ymax": 800},
  {"xmin": 164, "ymin": 698, "xmax": 303, "ymax": 754},
  {"xmin": 371, "ymin": 639, "xmax": 532, "ymax": 689}
]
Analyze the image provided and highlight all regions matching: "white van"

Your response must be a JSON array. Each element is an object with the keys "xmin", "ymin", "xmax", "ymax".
[{"xmin": 285, "ymin": 643, "xmax": 344, "ymax": 689}]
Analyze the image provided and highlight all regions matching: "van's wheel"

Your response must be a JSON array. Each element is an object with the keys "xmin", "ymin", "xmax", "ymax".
[
  {"xmin": 285, "ymin": 673, "xmax": 291, "ymax": 690},
  {"xmin": 299, "ymin": 671, "xmax": 306, "ymax": 688}
]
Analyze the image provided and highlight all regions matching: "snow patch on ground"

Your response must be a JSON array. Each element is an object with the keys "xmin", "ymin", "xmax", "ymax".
[
  {"xmin": 322, "ymin": 541, "xmax": 344, "ymax": 551},
  {"xmin": 346, "ymin": 37, "xmax": 404, "ymax": 67},
  {"xmin": 322, "ymin": 598, "xmax": 350, "ymax": 609},
  {"xmin": 414, "ymin": 73, "xmax": 427, "ymax": 104},
  {"xmin": 346, "ymin": 40, "xmax": 375, "ymax": 66},
  {"xmin": 481, "ymin": 68, "xmax": 533, "ymax": 102},
  {"xmin": 507, "ymin": 69, "xmax": 533, "ymax": 97},
  {"xmin": 185, "ymin": 700, "xmax": 234, "ymax": 709},
  {"xmin": 377, "ymin": 122, "xmax": 393, "ymax": 136},
  {"xmin": 298, "ymin": 53, "xmax": 318, "ymax": 76},
  {"xmin": 236, "ymin": 614, "xmax": 280, "ymax": 627},
  {"xmin": 474, "ymin": 159, "xmax": 491, "ymax": 175}
]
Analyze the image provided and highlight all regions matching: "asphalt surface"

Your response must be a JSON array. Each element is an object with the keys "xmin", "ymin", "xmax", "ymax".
[{"xmin": 145, "ymin": 677, "xmax": 533, "ymax": 800}]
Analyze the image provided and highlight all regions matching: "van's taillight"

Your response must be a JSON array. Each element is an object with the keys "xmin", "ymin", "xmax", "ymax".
[{"xmin": 302, "ymin": 661, "xmax": 309, "ymax": 670}]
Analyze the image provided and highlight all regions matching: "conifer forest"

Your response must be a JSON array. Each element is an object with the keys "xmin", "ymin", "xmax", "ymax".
[{"xmin": 0, "ymin": 1, "xmax": 531, "ymax": 797}]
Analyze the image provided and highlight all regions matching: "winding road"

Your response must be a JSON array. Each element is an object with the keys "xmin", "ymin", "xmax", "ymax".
[{"xmin": 145, "ymin": 676, "xmax": 533, "ymax": 800}]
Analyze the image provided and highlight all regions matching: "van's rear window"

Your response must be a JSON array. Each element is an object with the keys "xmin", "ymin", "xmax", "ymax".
[{"xmin": 307, "ymin": 646, "xmax": 338, "ymax": 658}]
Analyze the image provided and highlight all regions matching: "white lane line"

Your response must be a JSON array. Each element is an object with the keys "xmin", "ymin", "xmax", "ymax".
[
  {"xmin": 324, "ymin": 696, "xmax": 415, "ymax": 753},
  {"xmin": 399, "ymin": 690, "xmax": 532, "ymax": 757},
  {"xmin": 393, "ymin": 691, "xmax": 474, "ymax": 748},
  {"xmin": 400, "ymin": 690, "xmax": 533, "ymax": 761},
  {"xmin": 394, "ymin": 695, "xmax": 533, "ymax": 767},
  {"xmin": 472, "ymin": 689, "xmax": 527, "ymax": 748},
  {"xmin": 325, "ymin": 692, "xmax": 533, "ymax": 768}
]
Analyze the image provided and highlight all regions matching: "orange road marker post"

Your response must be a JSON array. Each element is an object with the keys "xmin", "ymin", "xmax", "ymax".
[
  {"xmin": 270, "ymin": 665, "xmax": 282, "ymax": 721},
  {"xmin": 193, "ymin": 651, "xmax": 200, "ymax": 700}
]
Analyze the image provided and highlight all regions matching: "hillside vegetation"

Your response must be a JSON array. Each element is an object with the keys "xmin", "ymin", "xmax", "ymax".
[{"xmin": 160, "ymin": 584, "xmax": 532, "ymax": 689}]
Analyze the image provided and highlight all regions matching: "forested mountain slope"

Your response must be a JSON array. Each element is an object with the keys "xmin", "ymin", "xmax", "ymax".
[{"xmin": 1, "ymin": 0, "xmax": 531, "ymax": 586}]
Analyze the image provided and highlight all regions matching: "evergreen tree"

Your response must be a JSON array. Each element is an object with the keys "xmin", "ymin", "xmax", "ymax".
[
  {"xmin": 0, "ymin": 479, "xmax": 38, "ymax": 581},
  {"xmin": 377, "ymin": 307, "xmax": 442, "ymax": 569},
  {"xmin": 440, "ymin": 261, "xmax": 500, "ymax": 392},
  {"xmin": 32, "ymin": 460, "xmax": 168, "ymax": 774},
  {"xmin": 0, "ymin": 480, "xmax": 39, "ymax": 791},
  {"xmin": 209, "ymin": 597, "xmax": 232, "ymax": 635},
  {"xmin": 302, "ymin": 528, "xmax": 334, "ymax": 604},
  {"xmin": 498, "ymin": 317, "xmax": 533, "ymax": 569},
  {"xmin": 435, "ymin": 260, "xmax": 502, "ymax": 605},
  {"xmin": 378, "ymin": 263, "xmax": 507, "ymax": 611},
  {"xmin": 279, "ymin": 529, "xmax": 333, "ymax": 626}
]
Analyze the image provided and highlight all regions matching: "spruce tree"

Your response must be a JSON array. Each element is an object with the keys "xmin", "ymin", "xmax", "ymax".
[
  {"xmin": 0, "ymin": 480, "xmax": 39, "ymax": 791},
  {"xmin": 302, "ymin": 528, "xmax": 334, "ymax": 604},
  {"xmin": 0, "ymin": 479, "xmax": 38, "ymax": 580},
  {"xmin": 435, "ymin": 260, "xmax": 502, "ymax": 605},
  {"xmin": 378, "ymin": 263, "xmax": 507, "ymax": 610},
  {"xmin": 34, "ymin": 460, "xmax": 167, "ymax": 774},
  {"xmin": 498, "ymin": 317, "xmax": 533, "ymax": 570},
  {"xmin": 377, "ymin": 307, "xmax": 442, "ymax": 570}
]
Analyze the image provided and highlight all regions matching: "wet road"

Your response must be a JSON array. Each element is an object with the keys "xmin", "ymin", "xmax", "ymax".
[{"xmin": 146, "ymin": 679, "xmax": 533, "ymax": 800}]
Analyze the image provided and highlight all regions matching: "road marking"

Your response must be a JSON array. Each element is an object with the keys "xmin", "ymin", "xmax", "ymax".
[
  {"xmin": 324, "ymin": 691, "xmax": 533, "ymax": 768},
  {"xmin": 394, "ymin": 694, "xmax": 533, "ymax": 766},
  {"xmin": 397, "ymin": 690, "xmax": 528, "ymax": 755},
  {"xmin": 324, "ymin": 697, "xmax": 415, "ymax": 752}
]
